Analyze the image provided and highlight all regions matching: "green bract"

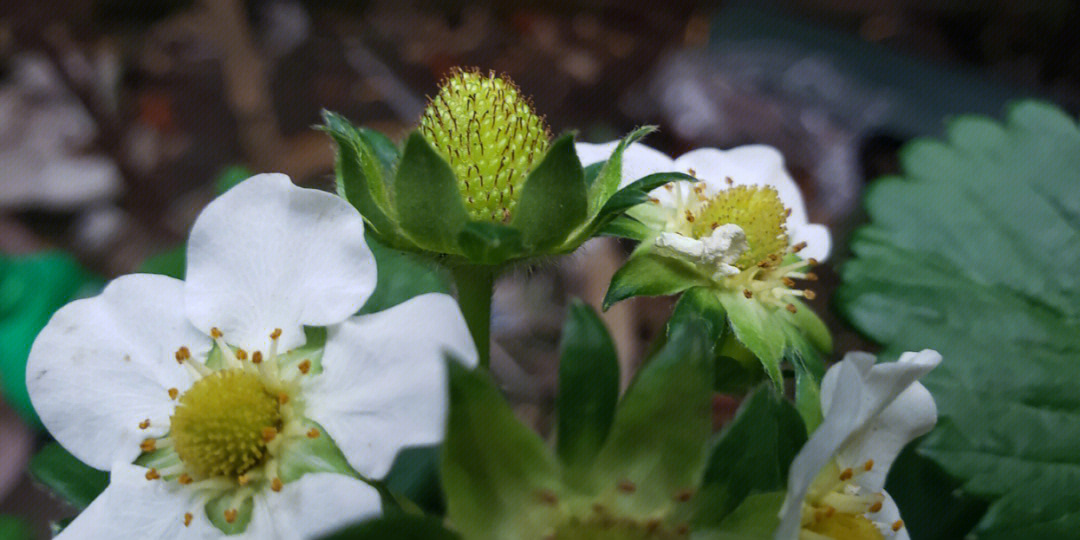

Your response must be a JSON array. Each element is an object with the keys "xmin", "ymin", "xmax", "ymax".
[
  {"xmin": 321, "ymin": 71, "xmax": 685, "ymax": 267},
  {"xmin": 837, "ymin": 101, "xmax": 1080, "ymax": 539}
]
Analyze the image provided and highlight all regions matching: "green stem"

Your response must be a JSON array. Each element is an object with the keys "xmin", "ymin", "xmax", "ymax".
[{"xmin": 450, "ymin": 265, "xmax": 495, "ymax": 369}]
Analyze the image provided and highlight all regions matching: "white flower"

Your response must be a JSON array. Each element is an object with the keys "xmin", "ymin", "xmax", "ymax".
[
  {"xmin": 775, "ymin": 350, "xmax": 941, "ymax": 540},
  {"xmin": 26, "ymin": 174, "xmax": 477, "ymax": 539},
  {"xmin": 575, "ymin": 141, "xmax": 830, "ymax": 262}
]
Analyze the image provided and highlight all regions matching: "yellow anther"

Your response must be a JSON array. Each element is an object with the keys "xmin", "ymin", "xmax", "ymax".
[
  {"xmin": 786, "ymin": 303, "xmax": 797, "ymax": 313},
  {"xmin": 782, "ymin": 277, "xmax": 796, "ymax": 287},
  {"xmin": 725, "ymin": 176, "xmax": 733, "ymax": 185},
  {"xmin": 298, "ymin": 359, "xmax": 311, "ymax": 374},
  {"xmin": 869, "ymin": 501, "xmax": 883, "ymax": 513},
  {"xmin": 892, "ymin": 520, "xmax": 904, "ymax": 532},
  {"xmin": 306, "ymin": 428, "xmax": 320, "ymax": 439},
  {"xmin": 278, "ymin": 393, "xmax": 289, "ymax": 405},
  {"xmin": 251, "ymin": 351, "xmax": 263, "ymax": 364},
  {"xmin": 808, "ymin": 258, "xmax": 820, "ymax": 266},
  {"xmin": 140, "ymin": 439, "xmax": 156, "ymax": 452},
  {"xmin": 224, "ymin": 509, "xmax": 238, "ymax": 524},
  {"xmin": 175, "ymin": 346, "xmax": 191, "ymax": 363},
  {"xmin": 803, "ymin": 290, "xmax": 817, "ymax": 300},
  {"xmin": 178, "ymin": 474, "xmax": 193, "ymax": 485},
  {"xmin": 805, "ymin": 272, "xmax": 819, "ymax": 281},
  {"xmin": 743, "ymin": 289, "xmax": 753, "ymax": 299},
  {"xmin": 270, "ymin": 328, "xmax": 282, "ymax": 339},
  {"xmin": 261, "ymin": 427, "xmax": 278, "ymax": 443},
  {"xmin": 271, "ymin": 477, "xmax": 283, "ymax": 492},
  {"xmin": 688, "ymin": 168, "xmax": 697, "ymax": 177},
  {"xmin": 839, "ymin": 468, "xmax": 854, "ymax": 481},
  {"xmin": 210, "ymin": 327, "xmax": 223, "ymax": 339},
  {"xmin": 184, "ymin": 513, "xmax": 193, "ymax": 527},
  {"xmin": 145, "ymin": 468, "xmax": 161, "ymax": 480},
  {"xmin": 168, "ymin": 388, "xmax": 179, "ymax": 400},
  {"xmin": 139, "ymin": 419, "xmax": 151, "ymax": 430},
  {"xmin": 237, "ymin": 474, "xmax": 250, "ymax": 486},
  {"xmin": 235, "ymin": 349, "xmax": 247, "ymax": 361},
  {"xmin": 864, "ymin": 459, "xmax": 874, "ymax": 471},
  {"xmin": 792, "ymin": 241, "xmax": 807, "ymax": 252}
]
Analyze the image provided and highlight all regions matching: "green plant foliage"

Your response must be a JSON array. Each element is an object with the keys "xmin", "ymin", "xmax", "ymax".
[
  {"xmin": 510, "ymin": 135, "xmax": 588, "ymax": 250},
  {"xmin": 0, "ymin": 515, "xmax": 32, "ymax": 540},
  {"xmin": 318, "ymin": 514, "xmax": 460, "ymax": 540},
  {"xmin": 358, "ymin": 233, "xmax": 451, "ymax": 315},
  {"xmin": 28, "ymin": 442, "xmax": 108, "ymax": 510},
  {"xmin": 837, "ymin": 101, "xmax": 1080, "ymax": 538}
]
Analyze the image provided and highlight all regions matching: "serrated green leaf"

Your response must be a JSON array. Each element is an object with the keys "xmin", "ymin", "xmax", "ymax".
[
  {"xmin": 28, "ymin": 442, "xmax": 108, "ymax": 510},
  {"xmin": 836, "ymin": 100, "xmax": 1080, "ymax": 538},
  {"xmin": 591, "ymin": 320, "xmax": 714, "ymax": 516},
  {"xmin": 318, "ymin": 514, "xmax": 460, "ymax": 540},
  {"xmin": 556, "ymin": 300, "xmax": 619, "ymax": 477},
  {"xmin": 359, "ymin": 232, "xmax": 450, "ymax": 315},
  {"xmin": 322, "ymin": 111, "xmax": 399, "ymax": 240},
  {"xmin": 693, "ymin": 388, "xmax": 805, "ymax": 528},
  {"xmin": 1, "ymin": 252, "xmax": 101, "ymax": 427},
  {"xmin": 511, "ymin": 135, "xmax": 588, "ymax": 251},
  {"xmin": 603, "ymin": 252, "xmax": 710, "ymax": 310},
  {"xmin": 441, "ymin": 361, "xmax": 562, "ymax": 540},
  {"xmin": 394, "ymin": 133, "xmax": 469, "ymax": 254},
  {"xmin": 457, "ymin": 221, "xmax": 525, "ymax": 264}
]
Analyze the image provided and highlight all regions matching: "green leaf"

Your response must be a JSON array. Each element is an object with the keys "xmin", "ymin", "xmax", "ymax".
[
  {"xmin": 1, "ymin": 252, "xmax": 101, "ymax": 427},
  {"xmin": 441, "ymin": 361, "xmax": 563, "ymax": 540},
  {"xmin": 692, "ymin": 388, "xmax": 805, "ymax": 527},
  {"xmin": 456, "ymin": 222, "xmax": 525, "ymax": 264},
  {"xmin": 138, "ymin": 244, "xmax": 186, "ymax": 279},
  {"xmin": 836, "ymin": 100, "xmax": 1080, "ymax": 538},
  {"xmin": 319, "ymin": 514, "xmax": 460, "ymax": 540},
  {"xmin": 0, "ymin": 515, "xmax": 32, "ymax": 540},
  {"xmin": 590, "ymin": 319, "xmax": 714, "ymax": 515},
  {"xmin": 597, "ymin": 171, "xmax": 695, "ymax": 219},
  {"xmin": 393, "ymin": 132, "xmax": 470, "ymax": 254},
  {"xmin": 693, "ymin": 492, "xmax": 785, "ymax": 540},
  {"xmin": 883, "ymin": 444, "xmax": 988, "ymax": 540},
  {"xmin": 715, "ymin": 291, "xmax": 786, "ymax": 390},
  {"xmin": 322, "ymin": 111, "xmax": 399, "ymax": 240},
  {"xmin": 511, "ymin": 134, "xmax": 588, "ymax": 251},
  {"xmin": 598, "ymin": 215, "xmax": 652, "ymax": 240},
  {"xmin": 603, "ymin": 252, "xmax": 710, "ymax": 310},
  {"xmin": 585, "ymin": 125, "xmax": 656, "ymax": 218},
  {"xmin": 28, "ymin": 442, "xmax": 108, "ymax": 510},
  {"xmin": 384, "ymin": 445, "xmax": 444, "ymax": 516},
  {"xmin": 556, "ymin": 300, "xmax": 620, "ymax": 476},
  {"xmin": 668, "ymin": 287, "xmax": 727, "ymax": 346},
  {"xmin": 359, "ymin": 232, "xmax": 451, "ymax": 315}
]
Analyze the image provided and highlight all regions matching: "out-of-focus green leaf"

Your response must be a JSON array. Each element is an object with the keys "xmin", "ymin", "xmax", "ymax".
[
  {"xmin": 0, "ymin": 515, "xmax": 32, "ymax": 540},
  {"xmin": 28, "ymin": 442, "xmax": 108, "ymax": 510},
  {"xmin": 138, "ymin": 244, "xmax": 186, "ymax": 279},
  {"xmin": 837, "ymin": 101, "xmax": 1080, "ymax": 538},
  {"xmin": 884, "ymin": 444, "xmax": 987, "ymax": 540},
  {"xmin": 693, "ymin": 388, "xmax": 805, "ymax": 527},
  {"xmin": 359, "ymin": 233, "xmax": 450, "ymax": 315},
  {"xmin": 694, "ymin": 492, "xmax": 785, "ymax": 540},
  {"xmin": 384, "ymin": 445, "xmax": 444, "ymax": 516},
  {"xmin": 511, "ymin": 135, "xmax": 588, "ymax": 251},
  {"xmin": 556, "ymin": 300, "xmax": 619, "ymax": 478},
  {"xmin": 1, "ymin": 252, "xmax": 101, "ymax": 427}
]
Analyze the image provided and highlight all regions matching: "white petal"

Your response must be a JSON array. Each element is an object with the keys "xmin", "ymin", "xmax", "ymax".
[
  {"xmin": 790, "ymin": 223, "xmax": 831, "ymax": 263},
  {"xmin": 575, "ymin": 141, "xmax": 676, "ymax": 188},
  {"xmin": 304, "ymin": 293, "xmax": 476, "ymax": 479},
  {"xmin": 776, "ymin": 360, "xmax": 866, "ymax": 540},
  {"xmin": 57, "ymin": 462, "xmax": 219, "ymax": 540},
  {"xmin": 874, "ymin": 492, "xmax": 910, "ymax": 540},
  {"xmin": 840, "ymin": 380, "xmax": 938, "ymax": 492},
  {"xmin": 26, "ymin": 274, "xmax": 210, "ymax": 470},
  {"xmin": 243, "ymin": 473, "xmax": 381, "ymax": 540},
  {"xmin": 185, "ymin": 174, "xmax": 375, "ymax": 352}
]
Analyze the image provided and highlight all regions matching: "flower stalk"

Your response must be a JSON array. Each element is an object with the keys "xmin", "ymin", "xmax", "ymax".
[{"xmin": 450, "ymin": 264, "xmax": 496, "ymax": 370}]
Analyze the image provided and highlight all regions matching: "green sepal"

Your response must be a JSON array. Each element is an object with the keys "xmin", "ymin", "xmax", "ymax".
[
  {"xmin": 585, "ymin": 125, "xmax": 656, "ymax": 219},
  {"xmin": 782, "ymin": 298, "xmax": 832, "ymax": 354},
  {"xmin": 511, "ymin": 134, "xmax": 588, "ymax": 251},
  {"xmin": 603, "ymin": 252, "xmax": 709, "ymax": 310},
  {"xmin": 694, "ymin": 492, "xmax": 786, "ymax": 540},
  {"xmin": 597, "ymin": 171, "xmax": 695, "ymax": 218},
  {"xmin": 668, "ymin": 287, "xmax": 728, "ymax": 347},
  {"xmin": 28, "ymin": 442, "xmax": 108, "ymax": 510},
  {"xmin": 441, "ymin": 359, "xmax": 563, "ymax": 540},
  {"xmin": 321, "ymin": 111, "xmax": 400, "ymax": 242},
  {"xmin": 457, "ymin": 221, "xmax": 525, "ymax": 265},
  {"xmin": 714, "ymin": 334, "xmax": 767, "ymax": 394},
  {"xmin": 206, "ymin": 493, "xmax": 254, "ymax": 534},
  {"xmin": 359, "ymin": 232, "xmax": 450, "ymax": 315},
  {"xmin": 318, "ymin": 514, "xmax": 461, "ymax": 540},
  {"xmin": 556, "ymin": 300, "xmax": 620, "ymax": 478},
  {"xmin": 692, "ymin": 388, "xmax": 806, "ymax": 527},
  {"xmin": 598, "ymin": 215, "xmax": 652, "ymax": 240},
  {"xmin": 590, "ymin": 319, "xmax": 714, "ymax": 516},
  {"xmin": 715, "ymin": 291, "xmax": 787, "ymax": 391},
  {"xmin": 394, "ymin": 133, "xmax": 469, "ymax": 254},
  {"xmin": 276, "ymin": 418, "xmax": 358, "ymax": 482},
  {"xmin": 785, "ymin": 335, "xmax": 825, "ymax": 433}
]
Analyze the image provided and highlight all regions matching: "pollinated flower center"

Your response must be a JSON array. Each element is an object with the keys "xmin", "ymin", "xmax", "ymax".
[
  {"xmin": 171, "ymin": 369, "xmax": 282, "ymax": 478},
  {"xmin": 799, "ymin": 460, "xmax": 903, "ymax": 540},
  {"xmin": 690, "ymin": 185, "xmax": 788, "ymax": 270},
  {"xmin": 419, "ymin": 67, "xmax": 550, "ymax": 223}
]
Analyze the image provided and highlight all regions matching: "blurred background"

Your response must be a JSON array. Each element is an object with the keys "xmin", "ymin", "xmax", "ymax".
[{"xmin": 2, "ymin": 0, "xmax": 1078, "ymax": 536}]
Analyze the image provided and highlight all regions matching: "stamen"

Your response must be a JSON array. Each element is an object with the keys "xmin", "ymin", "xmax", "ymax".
[
  {"xmin": 869, "ymin": 501, "xmax": 883, "ymax": 513},
  {"xmin": 743, "ymin": 289, "xmax": 753, "ymax": 299},
  {"xmin": 782, "ymin": 277, "xmax": 796, "ymax": 287},
  {"xmin": 892, "ymin": 520, "xmax": 904, "ymax": 532},
  {"xmin": 805, "ymin": 272, "xmax": 819, "ymax": 281},
  {"xmin": 262, "ymin": 427, "xmax": 278, "ymax": 443},
  {"xmin": 278, "ymin": 392, "xmax": 289, "ymax": 405},
  {"xmin": 178, "ymin": 474, "xmax": 193, "ymax": 485},
  {"xmin": 145, "ymin": 468, "xmax": 161, "ymax": 480},
  {"xmin": 839, "ymin": 468, "xmax": 854, "ymax": 481},
  {"xmin": 864, "ymin": 459, "xmax": 874, "ymax": 471},
  {"xmin": 271, "ymin": 477, "xmax": 283, "ymax": 492},
  {"xmin": 168, "ymin": 388, "xmax": 179, "ymax": 400},
  {"xmin": 792, "ymin": 241, "xmax": 807, "ymax": 253},
  {"xmin": 786, "ymin": 303, "xmax": 798, "ymax": 313},
  {"xmin": 306, "ymin": 428, "xmax": 320, "ymax": 439},
  {"xmin": 139, "ymin": 419, "xmax": 151, "ymax": 430},
  {"xmin": 140, "ymin": 439, "xmax": 156, "ymax": 452},
  {"xmin": 298, "ymin": 359, "xmax": 311, "ymax": 375},
  {"xmin": 210, "ymin": 328, "xmax": 223, "ymax": 339},
  {"xmin": 235, "ymin": 349, "xmax": 247, "ymax": 361},
  {"xmin": 175, "ymin": 347, "xmax": 191, "ymax": 363},
  {"xmin": 251, "ymin": 351, "xmax": 263, "ymax": 364},
  {"xmin": 224, "ymin": 509, "xmax": 238, "ymax": 524},
  {"xmin": 237, "ymin": 474, "xmax": 250, "ymax": 486},
  {"xmin": 184, "ymin": 513, "xmax": 193, "ymax": 527}
]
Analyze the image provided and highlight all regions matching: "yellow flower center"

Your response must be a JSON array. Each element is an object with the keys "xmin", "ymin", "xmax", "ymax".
[
  {"xmin": 419, "ymin": 67, "xmax": 550, "ymax": 223},
  {"xmin": 171, "ymin": 369, "xmax": 282, "ymax": 478},
  {"xmin": 798, "ymin": 460, "xmax": 903, "ymax": 540},
  {"xmin": 690, "ymin": 185, "xmax": 788, "ymax": 270}
]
